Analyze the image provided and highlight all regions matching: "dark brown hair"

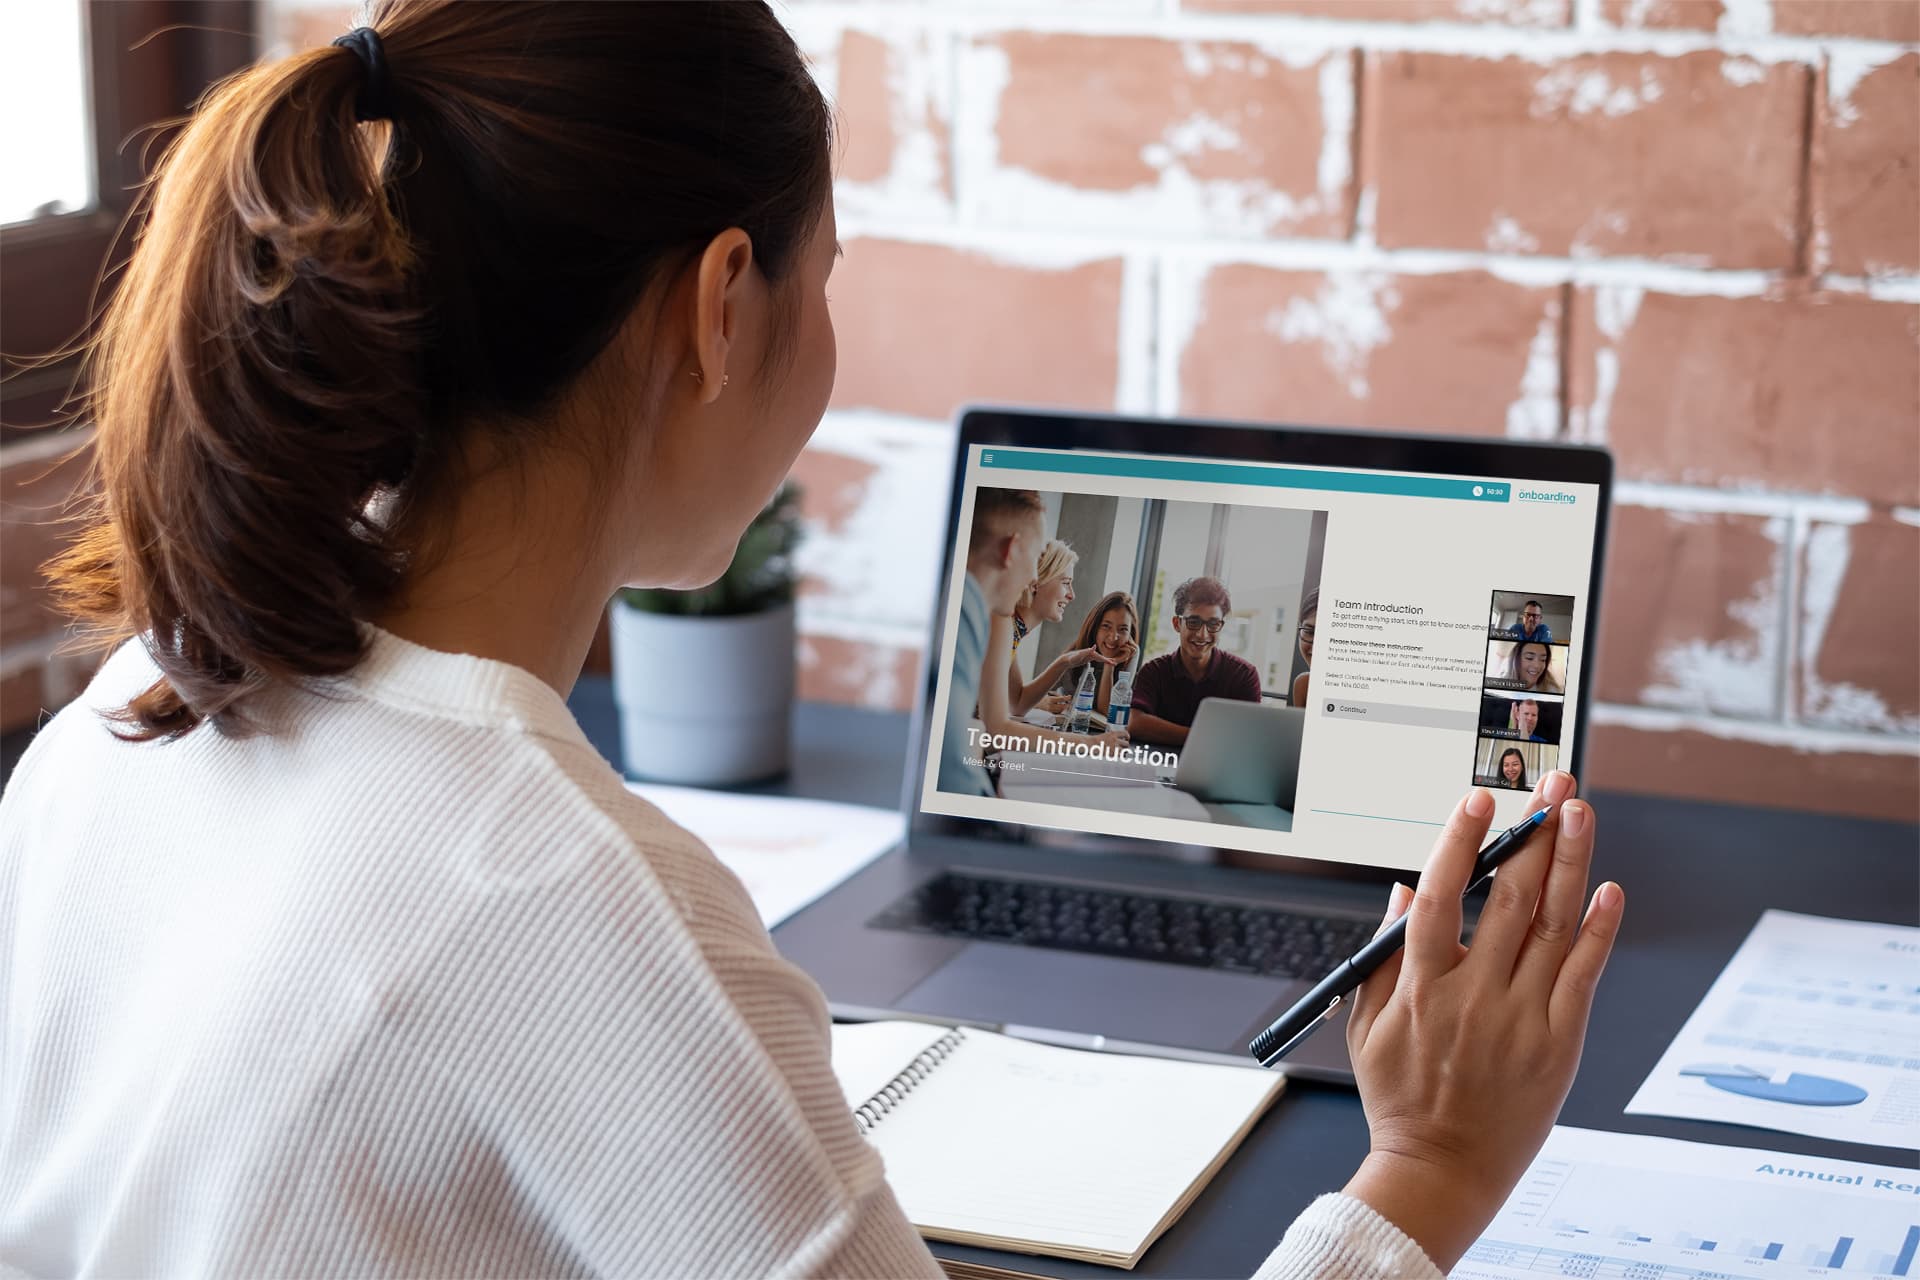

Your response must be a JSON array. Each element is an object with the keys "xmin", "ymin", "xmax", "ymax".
[
  {"xmin": 49, "ymin": 1, "xmax": 833, "ymax": 739},
  {"xmin": 967, "ymin": 488, "xmax": 1045, "ymax": 556},
  {"xmin": 1172, "ymin": 575, "xmax": 1231, "ymax": 615}
]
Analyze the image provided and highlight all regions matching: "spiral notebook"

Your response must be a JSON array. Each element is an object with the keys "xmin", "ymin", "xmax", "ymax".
[{"xmin": 829, "ymin": 1020, "xmax": 1285, "ymax": 1269}]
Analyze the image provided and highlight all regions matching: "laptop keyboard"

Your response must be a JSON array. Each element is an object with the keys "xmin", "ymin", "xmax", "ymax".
[{"xmin": 868, "ymin": 871, "xmax": 1379, "ymax": 981}]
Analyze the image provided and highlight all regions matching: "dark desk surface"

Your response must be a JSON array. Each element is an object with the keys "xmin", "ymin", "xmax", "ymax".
[{"xmin": 569, "ymin": 678, "xmax": 1920, "ymax": 1278}]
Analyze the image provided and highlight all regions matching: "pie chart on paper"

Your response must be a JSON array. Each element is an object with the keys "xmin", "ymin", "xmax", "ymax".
[{"xmin": 1679, "ymin": 1062, "xmax": 1869, "ymax": 1107}]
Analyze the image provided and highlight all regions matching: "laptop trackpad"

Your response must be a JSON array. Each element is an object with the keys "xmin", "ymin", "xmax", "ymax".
[{"xmin": 894, "ymin": 944, "xmax": 1291, "ymax": 1052}]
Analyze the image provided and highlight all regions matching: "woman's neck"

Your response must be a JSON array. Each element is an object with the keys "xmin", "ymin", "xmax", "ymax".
[{"xmin": 375, "ymin": 450, "xmax": 613, "ymax": 696}]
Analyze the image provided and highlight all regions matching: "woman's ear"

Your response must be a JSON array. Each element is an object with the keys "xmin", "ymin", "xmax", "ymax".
[{"xmin": 690, "ymin": 228, "xmax": 754, "ymax": 405}]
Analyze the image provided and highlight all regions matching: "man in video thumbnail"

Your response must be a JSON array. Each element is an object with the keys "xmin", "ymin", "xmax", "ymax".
[
  {"xmin": 1128, "ymin": 576, "xmax": 1261, "ymax": 748},
  {"xmin": 939, "ymin": 489, "xmax": 1045, "ymax": 797},
  {"xmin": 1509, "ymin": 698, "xmax": 1549, "ymax": 742},
  {"xmin": 1507, "ymin": 600, "xmax": 1554, "ymax": 644}
]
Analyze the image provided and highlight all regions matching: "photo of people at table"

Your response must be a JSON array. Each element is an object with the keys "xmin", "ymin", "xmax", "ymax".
[{"xmin": 937, "ymin": 485, "xmax": 1327, "ymax": 833}]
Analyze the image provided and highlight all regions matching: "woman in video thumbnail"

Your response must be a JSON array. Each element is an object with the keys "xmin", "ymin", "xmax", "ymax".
[
  {"xmin": 1506, "ymin": 641, "xmax": 1564, "ymax": 694},
  {"xmin": 1496, "ymin": 747, "xmax": 1529, "ymax": 790},
  {"xmin": 1292, "ymin": 588, "xmax": 1317, "ymax": 708},
  {"xmin": 1061, "ymin": 590, "xmax": 1141, "ymax": 717}
]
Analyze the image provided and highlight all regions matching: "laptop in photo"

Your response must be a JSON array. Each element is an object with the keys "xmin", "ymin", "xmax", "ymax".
[{"xmin": 773, "ymin": 408, "xmax": 1612, "ymax": 1083}]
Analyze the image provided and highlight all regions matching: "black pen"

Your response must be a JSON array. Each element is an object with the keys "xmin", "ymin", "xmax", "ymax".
[{"xmin": 1248, "ymin": 805, "xmax": 1553, "ymax": 1068}]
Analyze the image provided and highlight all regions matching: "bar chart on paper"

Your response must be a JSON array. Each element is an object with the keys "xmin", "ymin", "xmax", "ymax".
[{"xmin": 1452, "ymin": 1128, "xmax": 1920, "ymax": 1280}]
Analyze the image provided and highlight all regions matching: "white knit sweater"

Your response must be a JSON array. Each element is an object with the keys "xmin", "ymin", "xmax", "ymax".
[{"xmin": 0, "ymin": 631, "xmax": 1442, "ymax": 1279}]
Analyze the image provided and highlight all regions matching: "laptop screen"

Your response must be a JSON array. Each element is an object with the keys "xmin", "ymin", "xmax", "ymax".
[{"xmin": 915, "ymin": 435, "xmax": 1607, "ymax": 875}]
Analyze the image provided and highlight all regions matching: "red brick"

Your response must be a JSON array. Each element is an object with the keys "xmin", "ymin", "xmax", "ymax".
[
  {"xmin": 1797, "ymin": 518, "xmax": 1920, "ymax": 732},
  {"xmin": 1, "ymin": 437, "xmax": 92, "ymax": 649},
  {"xmin": 981, "ymin": 34, "xmax": 1350, "ymax": 238},
  {"xmin": 1599, "ymin": 0, "xmax": 1722, "ymax": 29},
  {"xmin": 797, "ymin": 634, "xmax": 920, "ymax": 711},
  {"xmin": 1774, "ymin": 0, "xmax": 1920, "ymax": 42},
  {"xmin": 1177, "ymin": 266, "xmax": 1562, "ymax": 435},
  {"xmin": 1819, "ymin": 53, "xmax": 1920, "ymax": 276},
  {"xmin": 1368, "ymin": 51, "xmax": 1807, "ymax": 269},
  {"xmin": 1567, "ymin": 288, "xmax": 1920, "ymax": 508},
  {"xmin": 832, "ymin": 30, "xmax": 950, "ymax": 199},
  {"xmin": 828, "ymin": 238, "xmax": 1123, "ymax": 420},
  {"xmin": 1187, "ymin": 0, "xmax": 1571, "ymax": 23},
  {"xmin": 1595, "ymin": 507, "xmax": 1785, "ymax": 719},
  {"xmin": 1587, "ymin": 721, "xmax": 1918, "ymax": 823},
  {"xmin": 788, "ymin": 444, "xmax": 879, "ymax": 540}
]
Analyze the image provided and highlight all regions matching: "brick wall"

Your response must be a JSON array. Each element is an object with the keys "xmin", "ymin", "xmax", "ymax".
[{"xmin": 4, "ymin": 0, "xmax": 1914, "ymax": 822}]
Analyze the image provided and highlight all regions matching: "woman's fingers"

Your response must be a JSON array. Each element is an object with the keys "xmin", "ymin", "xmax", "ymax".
[
  {"xmin": 1463, "ymin": 771, "xmax": 1575, "ymax": 984},
  {"xmin": 1548, "ymin": 881, "xmax": 1625, "ymax": 1035},
  {"xmin": 1406, "ymin": 790, "xmax": 1493, "ymax": 983},
  {"xmin": 1510, "ymin": 796, "xmax": 1598, "ymax": 996},
  {"xmin": 1348, "ymin": 882, "xmax": 1412, "ymax": 1050}
]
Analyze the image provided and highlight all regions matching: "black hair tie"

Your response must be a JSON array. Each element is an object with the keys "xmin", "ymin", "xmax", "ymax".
[{"xmin": 331, "ymin": 27, "xmax": 392, "ymax": 123}]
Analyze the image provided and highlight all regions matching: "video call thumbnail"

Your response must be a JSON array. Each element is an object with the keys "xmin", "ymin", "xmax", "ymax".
[
  {"xmin": 939, "ymin": 486, "xmax": 1328, "ymax": 835},
  {"xmin": 1484, "ymin": 638, "xmax": 1568, "ymax": 694},
  {"xmin": 1474, "ymin": 736, "xmax": 1560, "ymax": 792},
  {"xmin": 1479, "ymin": 692, "xmax": 1562, "ymax": 745},
  {"xmin": 1487, "ymin": 591, "xmax": 1574, "ymax": 645},
  {"xmin": 1475, "ymin": 588, "xmax": 1574, "ymax": 786}
]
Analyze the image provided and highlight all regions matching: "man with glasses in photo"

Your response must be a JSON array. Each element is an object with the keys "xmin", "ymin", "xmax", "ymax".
[
  {"xmin": 1508, "ymin": 599, "xmax": 1554, "ymax": 644},
  {"xmin": 1127, "ymin": 576, "xmax": 1262, "ymax": 748}
]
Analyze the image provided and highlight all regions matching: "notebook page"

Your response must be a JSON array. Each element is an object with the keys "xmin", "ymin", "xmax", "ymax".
[
  {"xmin": 861, "ymin": 1030, "xmax": 1282, "ymax": 1260},
  {"xmin": 830, "ymin": 1020, "xmax": 957, "ymax": 1117}
]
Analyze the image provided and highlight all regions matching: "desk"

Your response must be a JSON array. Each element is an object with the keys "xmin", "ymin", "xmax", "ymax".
[{"xmin": 569, "ymin": 680, "xmax": 1920, "ymax": 1277}]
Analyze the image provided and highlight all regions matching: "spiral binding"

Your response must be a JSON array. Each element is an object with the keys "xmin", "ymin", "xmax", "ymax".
[{"xmin": 852, "ymin": 1027, "xmax": 969, "ymax": 1135}]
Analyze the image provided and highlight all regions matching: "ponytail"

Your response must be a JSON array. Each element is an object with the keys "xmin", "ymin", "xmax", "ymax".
[{"xmin": 46, "ymin": 1, "xmax": 834, "ymax": 739}]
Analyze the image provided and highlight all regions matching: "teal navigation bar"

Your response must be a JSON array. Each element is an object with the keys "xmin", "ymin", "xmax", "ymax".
[{"xmin": 978, "ymin": 448, "xmax": 1511, "ymax": 502}]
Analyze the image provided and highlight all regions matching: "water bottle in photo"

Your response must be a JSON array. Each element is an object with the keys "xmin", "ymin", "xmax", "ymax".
[
  {"xmin": 1107, "ymin": 667, "xmax": 1133, "ymax": 731},
  {"xmin": 1070, "ymin": 664, "xmax": 1098, "ymax": 734}
]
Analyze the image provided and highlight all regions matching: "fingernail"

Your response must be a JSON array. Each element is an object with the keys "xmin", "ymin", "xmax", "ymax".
[
  {"xmin": 1543, "ymin": 770, "xmax": 1574, "ymax": 803},
  {"xmin": 1466, "ymin": 788, "xmax": 1494, "ymax": 818},
  {"xmin": 1561, "ymin": 799, "xmax": 1589, "ymax": 837},
  {"xmin": 1595, "ymin": 881, "xmax": 1621, "ymax": 910},
  {"xmin": 1388, "ymin": 882, "xmax": 1411, "ymax": 914}
]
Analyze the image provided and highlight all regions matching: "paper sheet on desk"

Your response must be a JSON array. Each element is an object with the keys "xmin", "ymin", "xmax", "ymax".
[
  {"xmin": 1452, "ymin": 1126, "xmax": 1920, "ymax": 1280},
  {"xmin": 623, "ymin": 783, "xmax": 904, "ymax": 928},
  {"xmin": 1625, "ymin": 910, "xmax": 1920, "ymax": 1151}
]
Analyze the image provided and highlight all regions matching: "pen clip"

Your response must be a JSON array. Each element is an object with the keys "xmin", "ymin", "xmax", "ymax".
[{"xmin": 1258, "ymin": 993, "xmax": 1343, "ymax": 1068}]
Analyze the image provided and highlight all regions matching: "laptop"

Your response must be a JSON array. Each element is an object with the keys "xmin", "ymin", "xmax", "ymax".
[
  {"xmin": 774, "ymin": 408, "xmax": 1611, "ymax": 1083},
  {"xmin": 1175, "ymin": 700, "xmax": 1305, "ymax": 810}
]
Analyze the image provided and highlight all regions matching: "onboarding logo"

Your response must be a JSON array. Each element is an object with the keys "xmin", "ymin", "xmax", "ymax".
[{"xmin": 1517, "ymin": 487, "xmax": 1577, "ymax": 505}]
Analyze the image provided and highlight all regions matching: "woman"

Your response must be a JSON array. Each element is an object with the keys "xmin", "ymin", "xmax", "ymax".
[
  {"xmin": 1292, "ymin": 588, "xmax": 1318, "ymax": 708},
  {"xmin": 1060, "ymin": 590, "xmax": 1141, "ymax": 718},
  {"xmin": 1496, "ymin": 746, "xmax": 1530, "ymax": 790},
  {"xmin": 1506, "ymin": 640, "xmax": 1565, "ymax": 694},
  {"xmin": 1007, "ymin": 539, "xmax": 1094, "ymax": 717},
  {"xmin": 0, "ymin": 5, "xmax": 1623, "ymax": 1276}
]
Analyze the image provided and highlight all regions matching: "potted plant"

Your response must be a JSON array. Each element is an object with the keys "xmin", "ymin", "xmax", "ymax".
[{"xmin": 610, "ymin": 482, "xmax": 803, "ymax": 785}]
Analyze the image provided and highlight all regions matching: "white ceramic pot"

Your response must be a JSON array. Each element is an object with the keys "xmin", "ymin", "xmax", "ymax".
[{"xmin": 609, "ymin": 600, "xmax": 795, "ymax": 785}]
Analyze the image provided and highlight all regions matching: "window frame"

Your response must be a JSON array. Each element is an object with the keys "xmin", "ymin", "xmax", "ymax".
[{"xmin": 1, "ymin": 0, "xmax": 256, "ymax": 438}]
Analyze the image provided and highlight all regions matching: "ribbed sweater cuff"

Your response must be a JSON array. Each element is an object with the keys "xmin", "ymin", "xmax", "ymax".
[{"xmin": 1252, "ymin": 1192, "xmax": 1446, "ymax": 1280}]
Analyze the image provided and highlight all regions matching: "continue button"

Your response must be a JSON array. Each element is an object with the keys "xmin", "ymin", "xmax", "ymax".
[{"xmin": 1323, "ymin": 700, "xmax": 1479, "ymax": 731}]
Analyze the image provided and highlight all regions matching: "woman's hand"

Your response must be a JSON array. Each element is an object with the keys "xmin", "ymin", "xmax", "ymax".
[
  {"xmin": 1038, "ymin": 693, "xmax": 1070, "ymax": 715},
  {"xmin": 1341, "ymin": 772, "xmax": 1623, "ymax": 1272},
  {"xmin": 1061, "ymin": 645, "xmax": 1114, "ymax": 669}
]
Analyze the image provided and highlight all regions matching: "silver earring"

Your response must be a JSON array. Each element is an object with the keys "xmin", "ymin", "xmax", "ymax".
[{"xmin": 690, "ymin": 369, "xmax": 729, "ymax": 389}]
